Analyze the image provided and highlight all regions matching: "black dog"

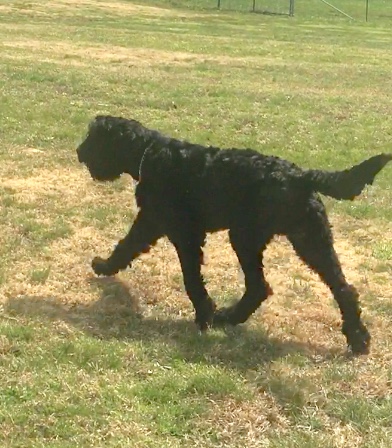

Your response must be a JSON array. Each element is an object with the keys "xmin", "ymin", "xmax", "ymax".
[{"xmin": 77, "ymin": 115, "xmax": 391, "ymax": 355}]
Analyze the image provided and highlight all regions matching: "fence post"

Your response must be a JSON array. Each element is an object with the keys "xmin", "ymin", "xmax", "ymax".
[
  {"xmin": 289, "ymin": 0, "xmax": 295, "ymax": 16},
  {"xmin": 252, "ymin": 0, "xmax": 256, "ymax": 12},
  {"xmin": 217, "ymin": 0, "xmax": 221, "ymax": 9}
]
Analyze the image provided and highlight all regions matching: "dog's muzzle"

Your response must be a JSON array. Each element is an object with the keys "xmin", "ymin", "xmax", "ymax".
[{"xmin": 76, "ymin": 146, "xmax": 85, "ymax": 164}]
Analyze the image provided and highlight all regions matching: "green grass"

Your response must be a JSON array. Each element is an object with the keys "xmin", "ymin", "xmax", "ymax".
[{"xmin": 1, "ymin": 0, "xmax": 392, "ymax": 446}]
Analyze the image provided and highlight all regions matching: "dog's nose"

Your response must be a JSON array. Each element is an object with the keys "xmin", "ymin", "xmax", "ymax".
[{"xmin": 76, "ymin": 146, "xmax": 84, "ymax": 163}]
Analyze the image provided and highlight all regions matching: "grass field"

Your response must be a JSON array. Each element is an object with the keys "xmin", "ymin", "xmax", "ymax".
[{"xmin": 1, "ymin": 1, "xmax": 392, "ymax": 446}]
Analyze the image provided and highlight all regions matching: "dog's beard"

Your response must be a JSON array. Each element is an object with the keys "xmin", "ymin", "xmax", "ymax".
[
  {"xmin": 84, "ymin": 163, "xmax": 122, "ymax": 182},
  {"xmin": 91, "ymin": 173, "xmax": 121, "ymax": 182}
]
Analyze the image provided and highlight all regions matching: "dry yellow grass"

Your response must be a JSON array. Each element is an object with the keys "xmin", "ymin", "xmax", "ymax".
[
  {"xmin": 2, "ymin": 164, "xmax": 391, "ymax": 357},
  {"xmin": 0, "ymin": 0, "xmax": 203, "ymax": 18},
  {"xmin": 3, "ymin": 40, "xmax": 201, "ymax": 66},
  {"xmin": 3, "ymin": 37, "xmax": 390, "ymax": 106},
  {"xmin": 50, "ymin": 0, "xmax": 202, "ymax": 17}
]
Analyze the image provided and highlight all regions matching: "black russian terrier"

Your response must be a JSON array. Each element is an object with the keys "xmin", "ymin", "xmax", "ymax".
[{"xmin": 77, "ymin": 115, "xmax": 392, "ymax": 355}]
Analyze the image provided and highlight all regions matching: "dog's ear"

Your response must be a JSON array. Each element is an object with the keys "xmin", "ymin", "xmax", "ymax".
[
  {"xmin": 87, "ymin": 116, "xmax": 145, "ymax": 144},
  {"xmin": 93, "ymin": 115, "xmax": 110, "ymax": 123},
  {"xmin": 93, "ymin": 115, "xmax": 103, "ymax": 123},
  {"xmin": 90, "ymin": 115, "xmax": 111, "ymax": 132},
  {"xmin": 88, "ymin": 116, "xmax": 99, "ymax": 133}
]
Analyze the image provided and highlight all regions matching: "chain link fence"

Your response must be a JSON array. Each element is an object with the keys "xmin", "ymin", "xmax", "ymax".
[
  {"xmin": 216, "ymin": 0, "xmax": 294, "ymax": 16},
  {"xmin": 163, "ymin": 0, "xmax": 392, "ymax": 21},
  {"xmin": 294, "ymin": 0, "xmax": 392, "ymax": 21}
]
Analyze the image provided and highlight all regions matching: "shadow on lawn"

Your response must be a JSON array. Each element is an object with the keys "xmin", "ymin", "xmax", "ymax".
[{"xmin": 5, "ymin": 277, "xmax": 343, "ymax": 370}]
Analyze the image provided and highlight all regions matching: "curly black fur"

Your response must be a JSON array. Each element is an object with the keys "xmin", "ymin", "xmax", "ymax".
[{"xmin": 77, "ymin": 115, "xmax": 392, "ymax": 355}]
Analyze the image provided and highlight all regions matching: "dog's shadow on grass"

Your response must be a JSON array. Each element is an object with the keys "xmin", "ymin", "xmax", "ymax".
[{"xmin": 4, "ymin": 277, "xmax": 342, "ymax": 370}]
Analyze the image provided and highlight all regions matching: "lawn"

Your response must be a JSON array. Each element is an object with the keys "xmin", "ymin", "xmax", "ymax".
[{"xmin": 0, "ymin": 0, "xmax": 391, "ymax": 447}]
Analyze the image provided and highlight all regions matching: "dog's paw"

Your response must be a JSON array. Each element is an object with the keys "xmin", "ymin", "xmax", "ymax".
[
  {"xmin": 347, "ymin": 328, "xmax": 371, "ymax": 356},
  {"xmin": 195, "ymin": 298, "xmax": 216, "ymax": 332},
  {"xmin": 91, "ymin": 257, "xmax": 118, "ymax": 277},
  {"xmin": 212, "ymin": 306, "xmax": 237, "ymax": 327},
  {"xmin": 342, "ymin": 321, "xmax": 371, "ymax": 356}
]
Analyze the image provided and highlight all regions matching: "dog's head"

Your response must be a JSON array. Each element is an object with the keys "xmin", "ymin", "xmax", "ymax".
[{"xmin": 77, "ymin": 115, "xmax": 135, "ymax": 182}]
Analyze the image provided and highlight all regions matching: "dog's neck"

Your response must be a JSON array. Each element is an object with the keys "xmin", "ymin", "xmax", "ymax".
[
  {"xmin": 124, "ymin": 127, "xmax": 184, "ymax": 182},
  {"xmin": 124, "ymin": 136, "xmax": 158, "ymax": 182},
  {"xmin": 137, "ymin": 142, "xmax": 154, "ymax": 182}
]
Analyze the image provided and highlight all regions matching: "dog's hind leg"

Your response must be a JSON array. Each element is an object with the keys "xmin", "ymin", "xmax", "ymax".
[
  {"xmin": 213, "ymin": 229, "xmax": 273, "ymax": 327},
  {"xmin": 92, "ymin": 210, "xmax": 162, "ymax": 276},
  {"xmin": 287, "ymin": 197, "xmax": 370, "ymax": 355},
  {"xmin": 172, "ymin": 233, "xmax": 216, "ymax": 332}
]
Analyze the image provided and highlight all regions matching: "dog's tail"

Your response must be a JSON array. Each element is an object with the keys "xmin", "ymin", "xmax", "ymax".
[{"xmin": 300, "ymin": 153, "xmax": 392, "ymax": 200}]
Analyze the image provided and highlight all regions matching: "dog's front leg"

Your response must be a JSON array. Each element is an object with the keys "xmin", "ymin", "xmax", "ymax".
[
  {"xmin": 172, "ymin": 236, "xmax": 216, "ymax": 331},
  {"xmin": 92, "ymin": 210, "xmax": 162, "ymax": 276}
]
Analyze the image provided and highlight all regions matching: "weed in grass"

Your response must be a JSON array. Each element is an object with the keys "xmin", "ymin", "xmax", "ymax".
[
  {"xmin": 324, "ymin": 361, "xmax": 357, "ymax": 382},
  {"xmin": 0, "ymin": 270, "xmax": 5, "ymax": 287},
  {"xmin": 326, "ymin": 395, "xmax": 392, "ymax": 431},
  {"xmin": 11, "ymin": 215, "xmax": 72, "ymax": 249},
  {"xmin": 30, "ymin": 267, "xmax": 51, "ymax": 284},
  {"xmin": 0, "ymin": 322, "xmax": 35, "ymax": 343},
  {"xmin": 372, "ymin": 241, "xmax": 392, "ymax": 261},
  {"xmin": 368, "ymin": 299, "xmax": 392, "ymax": 318},
  {"xmin": 50, "ymin": 339, "xmax": 124, "ymax": 371},
  {"xmin": 259, "ymin": 372, "xmax": 316, "ymax": 417},
  {"xmin": 291, "ymin": 275, "xmax": 316, "ymax": 301},
  {"xmin": 83, "ymin": 205, "xmax": 127, "ymax": 230},
  {"xmin": 132, "ymin": 367, "xmax": 247, "ymax": 438}
]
